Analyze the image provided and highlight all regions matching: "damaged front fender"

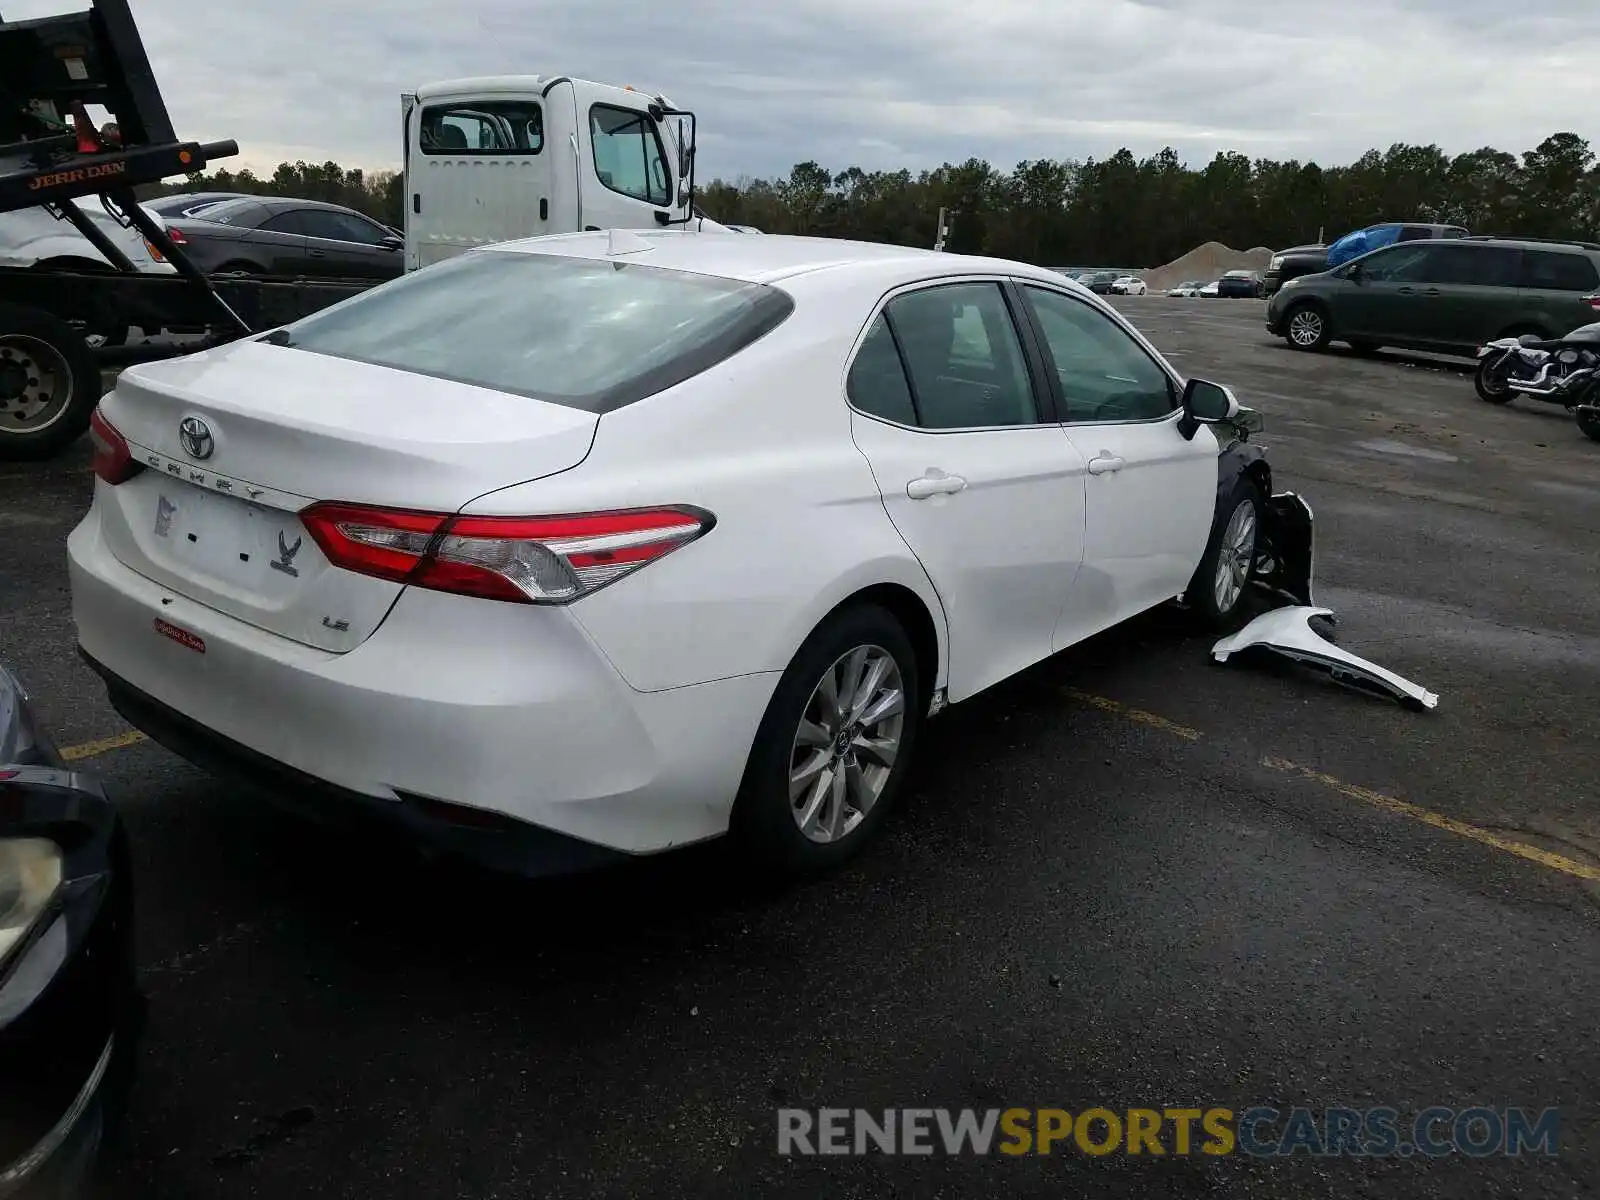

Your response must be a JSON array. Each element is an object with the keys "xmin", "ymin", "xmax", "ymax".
[
  {"xmin": 1211, "ymin": 605, "xmax": 1439, "ymax": 711},
  {"xmin": 1253, "ymin": 491, "xmax": 1315, "ymax": 608}
]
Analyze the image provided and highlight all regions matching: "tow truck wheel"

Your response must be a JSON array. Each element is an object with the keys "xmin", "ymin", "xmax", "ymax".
[{"xmin": 0, "ymin": 302, "xmax": 102, "ymax": 462}]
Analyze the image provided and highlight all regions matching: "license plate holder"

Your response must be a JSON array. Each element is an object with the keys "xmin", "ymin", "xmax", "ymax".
[{"xmin": 149, "ymin": 485, "xmax": 311, "ymax": 594}]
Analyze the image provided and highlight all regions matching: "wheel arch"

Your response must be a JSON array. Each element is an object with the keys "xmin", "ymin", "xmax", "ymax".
[{"xmin": 818, "ymin": 582, "xmax": 943, "ymax": 716}]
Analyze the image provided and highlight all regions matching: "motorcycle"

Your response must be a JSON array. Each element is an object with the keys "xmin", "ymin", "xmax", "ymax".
[{"xmin": 1474, "ymin": 322, "xmax": 1600, "ymax": 442}]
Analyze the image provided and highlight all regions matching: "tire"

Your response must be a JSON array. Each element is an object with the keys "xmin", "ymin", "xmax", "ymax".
[
  {"xmin": 1577, "ymin": 408, "xmax": 1600, "ymax": 443},
  {"xmin": 0, "ymin": 301, "xmax": 102, "ymax": 462},
  {"xmin": 729, "ymin": 603, "xmax": 923, "ymax": 877},
  {"xmin": 32, "ymin": 260, "xmax": 128, "ymax": 349},
  {"xmin": 1474, "ymin": 356, "xmax": 1515, "ymax": 405},
  {"xmin": 1184, "ymin": 474, "xmax": 1264, "ymax": 630},
  {"xmin": 1283, "ymin": 302, "xmax": 1330, "ymax": 351}
]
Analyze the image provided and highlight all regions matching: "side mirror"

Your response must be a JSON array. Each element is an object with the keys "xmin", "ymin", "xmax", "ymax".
[
  {"xmin": 380, "ymin": 234, "xmax": 403, "ymax": 250},
  {"xmin": 1178, "ymin": 377, "xmax": 1240, "ymax": 440},
  {"xmin": 1344, "ymin": 261, "xmax": 1363, "ymax": 283}
]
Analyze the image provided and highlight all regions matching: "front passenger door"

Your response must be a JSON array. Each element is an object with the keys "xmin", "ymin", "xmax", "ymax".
[
  {"xmin": 1017, "ymin": 285, "xmax": 1218, "ymax": 645},
  {"xmin": 846, "ymin": 280, "xmax": 1089, "ymax": 702},
  {"xmin": 296, "ymin": 210, "xmax": 402, "ymax": 279},
  {"xmin": 1338, "ymin": 244, "xmax": 1440, "ymax": 341}
]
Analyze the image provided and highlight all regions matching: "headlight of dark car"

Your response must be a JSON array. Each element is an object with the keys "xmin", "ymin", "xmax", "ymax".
[{"xmin": 0, "ymin": 838, "xmax": 63, "ymax": 974}]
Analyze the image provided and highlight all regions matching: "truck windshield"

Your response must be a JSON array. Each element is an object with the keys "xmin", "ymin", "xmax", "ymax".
[{"xmin": 270, "ymin": 250, "xmax": 794, "ymax": 413}]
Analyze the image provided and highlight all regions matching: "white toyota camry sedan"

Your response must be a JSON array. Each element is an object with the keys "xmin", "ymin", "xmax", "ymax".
[{"xmin": 68, "ymin": 231, "xmax": 1313, "ymax": 878}]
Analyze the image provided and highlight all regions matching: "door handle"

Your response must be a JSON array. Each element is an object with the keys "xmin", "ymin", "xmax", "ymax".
[
  {"xmin": 1397, "ymin": 286, "xmax": 1415, "ymax": 295},
  {"xmin": 906, "ymin": 471, "xmax": 967, "ymax": 500},
  {"xmin": 308, "ymin": 249, "xmax": 326, "ymax": 258},
  {"xmin": 1422, "ymin": 287, "xmax": 1441, "ymax": 296},
  {"xmin": 1087, "ymin": 454, "xmax": 1124, "ymax": 475}
]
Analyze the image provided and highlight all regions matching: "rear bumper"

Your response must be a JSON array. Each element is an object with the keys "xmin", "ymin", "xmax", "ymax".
[{"xmin": 68, "ymin": 506, "xmax": 779, "ymax": 866}]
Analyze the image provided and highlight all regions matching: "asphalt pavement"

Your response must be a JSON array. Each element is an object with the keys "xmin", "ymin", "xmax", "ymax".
[{"xmin": 2, "ymin": 297, "xmax": 1598, "ymax": 1199}]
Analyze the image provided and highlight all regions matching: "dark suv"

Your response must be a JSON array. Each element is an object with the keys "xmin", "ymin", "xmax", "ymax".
[{"xmin": 1265, "ymin": 237, "xmax": 1600, "ymax": 356}]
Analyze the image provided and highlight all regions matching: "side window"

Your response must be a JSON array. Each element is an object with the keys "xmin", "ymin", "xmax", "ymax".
[
  {"xmin": 884, "ymin": 282, "xmax": 1039, "ymax": 430},
  {"xmin": 259, "ymin": 211, "xmax": 306, "ymax": 235},
  {"xmin": 846, "ymin": 315, "xmax": 918, "ymax": 425},
  {"xmin": 1357, "ymin": 245, "xmax": 1434, "ymax": 283},
  {"xmin": 1397, "ymin": 225, "xmax": 1435, "ymax": 242},
  {"xmin": 1520, "ymin": 250, "xmax": 1600, "ymax": 292},
  {"xmin": 589, "ymin": 104, "xmax": 672, "ymax": 206},
  {"xmin": 1022, "ymin": 286, "xmax": 1175, "ymax": 423},
  {"xmin": 1431, "ymin": 245, "xmax": 1520, "ymax": 287},
  {"xmin": 297, "ymin": 211, "xmax": 373, "ymax": 244},
  {"xmin": 328, "ymin": 213, "xmax": 389, "ymax": 245},
  {"xmin": 418, "ymin": 102, "xmax": 543, "ymax": 156}
]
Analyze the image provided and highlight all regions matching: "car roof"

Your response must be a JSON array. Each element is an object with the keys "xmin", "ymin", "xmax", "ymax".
[
  {"xmin": 1458, "ymin": 236, "xmax": 1600, "ymax": 254},
  {"xmin": 487, "ymin": 230, "xmax": 1079, "ymax": 288}
]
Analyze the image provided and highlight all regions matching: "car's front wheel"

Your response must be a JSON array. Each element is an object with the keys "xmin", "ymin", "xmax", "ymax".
[
  {"xmin": 1183, "ymin": 475, "xmax": 1263, "ymax": 629},
  {"xmin": 731, "ymin": 603, "xmax": 922, "ymax": 876},
  {"xmin": 1283, "ymin": 302, "xmax": 1330, "ymax": 351}
]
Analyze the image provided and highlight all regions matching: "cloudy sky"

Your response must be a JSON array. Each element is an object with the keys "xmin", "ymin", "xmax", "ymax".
[{"xmin": 9, "ymin": 0, "xmax": 1598, "ymax": 181}]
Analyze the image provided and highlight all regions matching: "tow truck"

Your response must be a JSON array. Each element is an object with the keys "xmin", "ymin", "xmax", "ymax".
[{"xmin": 0, "ymin": 0, "xmax": 707, "ymax": 461}]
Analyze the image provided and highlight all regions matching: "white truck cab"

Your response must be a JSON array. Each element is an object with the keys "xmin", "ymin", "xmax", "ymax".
[{"xmin": 402, "ymin": 75, "xmax": 718, "ymax": 271}]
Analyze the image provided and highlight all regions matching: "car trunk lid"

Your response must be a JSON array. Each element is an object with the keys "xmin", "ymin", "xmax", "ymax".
[{"xmin": 96, "ymin": 339, "xmax": 598, "ymax": 652}]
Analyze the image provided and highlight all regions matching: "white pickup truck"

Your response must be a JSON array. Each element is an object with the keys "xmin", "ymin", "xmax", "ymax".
[{"xmin": 403, "ymin": 74, "xmax": 729, "ymax": 272}]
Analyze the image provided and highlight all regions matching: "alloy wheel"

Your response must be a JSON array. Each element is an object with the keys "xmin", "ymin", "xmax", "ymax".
[
  {"xmin": 1213, "ymin": 499, "xmax": 1258, "ymax": 614},
  {"xmin": 1288, "ymin": 310, "xmax": 1324, "ymax": 347},
  {"xmin": 788, "ymin": 644, "xmax": 906, "ymax": 844}
]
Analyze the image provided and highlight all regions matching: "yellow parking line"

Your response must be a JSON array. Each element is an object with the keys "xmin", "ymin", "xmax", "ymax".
[
  {"xmin": 1260, "ymin": 756, "xmax": 1600, "ymax": 883},
  {"xmin": 58, "ymin": 730, "xmax": 147, "ymax": 762},
  {"xmin": 1065, "ymin": 690, "xmax": 1600, "ymax": 883},
  {"xmin": 1063, "ymin": 689, "xmax": 1202, "ymax": 740}
]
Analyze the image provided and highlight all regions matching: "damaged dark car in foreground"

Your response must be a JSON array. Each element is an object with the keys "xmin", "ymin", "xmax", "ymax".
[{"xmin": 0, "ymin": 665, "xmax": 138, "ymax": 1199}]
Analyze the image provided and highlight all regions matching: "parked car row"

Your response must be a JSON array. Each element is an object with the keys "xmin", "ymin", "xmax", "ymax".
[{"xmin": 1166, "ymin": 271, "xmax": 1264, "ymax": 299}]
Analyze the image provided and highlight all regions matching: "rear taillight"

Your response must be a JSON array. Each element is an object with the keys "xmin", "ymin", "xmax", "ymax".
[
  {"xmin": 88, "ymin": 408, "xmax": 141, "ymax": 484},
  {"xmin": 300, "ymin": 503, "xmax": 714, "ymax": 604},
  {"xmin": 164, "ymin": 227, "xmax": 187, "ymax": 245},
  {"xmin": 1585, "ymin": 294, "xmax": 1600, "ymax": 311},
  {"xmin": 143, "ymin": 239, "xmax": 167, "ymax": 262}
]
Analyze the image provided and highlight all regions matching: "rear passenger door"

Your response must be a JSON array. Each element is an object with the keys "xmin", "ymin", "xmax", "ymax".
[
  {"xmin": 1518, "ymin": 249, "xmax": 1600, "ymax": 337},
  {"xmin": 846, "ymin": 279, "xmax": 1089, "ymax": 702}
]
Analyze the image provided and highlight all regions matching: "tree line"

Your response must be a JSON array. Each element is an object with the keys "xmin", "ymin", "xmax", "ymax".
[{"xmin": 145, "ymin": 132, "xmax": 1598, "ymax": 268}]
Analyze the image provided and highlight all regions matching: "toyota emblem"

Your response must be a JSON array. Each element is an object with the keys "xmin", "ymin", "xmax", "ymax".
[{"xmin": 178, "ymin": 416, "xmax": 214, "ymax": 460}]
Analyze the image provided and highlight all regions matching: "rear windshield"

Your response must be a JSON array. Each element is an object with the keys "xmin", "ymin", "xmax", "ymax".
[
  {"xmin": 188, "ymin": 198, "xmax": 263, "ymax": 225},
  {"xmin": 270, "ymin": 250, "xmax": 796, "ymax": 413}
]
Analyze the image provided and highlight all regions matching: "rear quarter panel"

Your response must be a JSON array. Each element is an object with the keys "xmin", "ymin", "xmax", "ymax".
[{"xmin": 460, "ymin": 265, "xmax": 951, "ymax": 694}]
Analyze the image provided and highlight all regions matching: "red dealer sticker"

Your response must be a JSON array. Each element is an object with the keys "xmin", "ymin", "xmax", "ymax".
[{"xmin": 154, "ymin": 618, "xmax": 205, "ymax": 654}]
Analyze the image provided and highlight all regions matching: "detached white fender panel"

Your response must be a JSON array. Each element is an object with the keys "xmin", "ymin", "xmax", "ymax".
[{"xmin": 1211, "ymin": 606, "xmax": 1439, "ymax": 711}]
